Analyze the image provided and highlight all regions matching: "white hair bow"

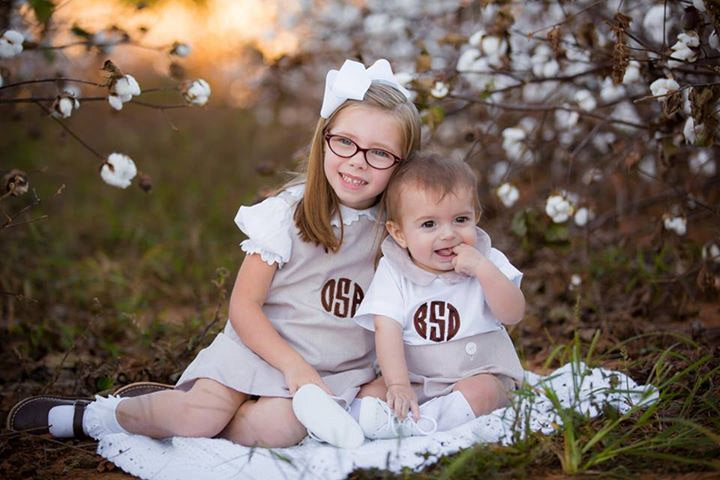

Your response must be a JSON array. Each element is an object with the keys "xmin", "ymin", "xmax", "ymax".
[{"xmin": 320, "ymin": 59, "xmax": 411, "ymax": 119}]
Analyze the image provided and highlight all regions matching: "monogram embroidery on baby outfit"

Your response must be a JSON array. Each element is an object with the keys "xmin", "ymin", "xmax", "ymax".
[
  {"xmin": 413, "ymin": 301, "xmax": 461, "ymax": 342},
  {"xmin": 321, "ymin": 277, "xmax": 365, "ymax": 318}
]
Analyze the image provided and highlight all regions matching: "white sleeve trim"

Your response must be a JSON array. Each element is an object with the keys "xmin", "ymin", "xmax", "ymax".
[
  {"xmin": 487, "ymin": 248, "xmax": 523, "ymax": 287},
  {"xmin": 234, "ymin": 194, "xmax": 295, "ymax": 267}
]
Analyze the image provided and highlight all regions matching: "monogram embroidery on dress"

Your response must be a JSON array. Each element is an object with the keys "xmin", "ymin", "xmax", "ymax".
[
  {"xmin": 320, "ymin": 277, "xmax": 365, "ymax": 318},
  {"xmin": 413, "ymin": 300, "xmax": 461, "ymax": 342}
]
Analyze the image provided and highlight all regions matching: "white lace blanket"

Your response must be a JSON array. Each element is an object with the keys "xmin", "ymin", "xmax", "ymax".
[{"xmin": 96, "ymin": 362, "xmax": 658, "ymax": 480}]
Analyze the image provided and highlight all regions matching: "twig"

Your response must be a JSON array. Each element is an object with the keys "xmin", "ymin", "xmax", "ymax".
[
  {"xmin": 36, "ymin": 102, "xmax": 105, "ymax": 159},
  {"xmin": 0, "ymin": 78, "xmax": 106, "ymax": 90}
]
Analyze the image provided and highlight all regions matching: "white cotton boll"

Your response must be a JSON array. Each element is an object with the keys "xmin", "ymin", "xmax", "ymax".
[
  {"xmin": 488, "ymin": 161, "xmax": 509, "ymax": 186},
  {"xmin": 582, "ymin": 167, "xmax": 604, "ymax": 184},
  {"xmin": 523, "ymin": 81, "xmax": 557, "ymax": 103},
  {"xmin": 693, "ymin": 0, "xmax": 706, "ymax": 12},
  {"xmin": 612, "ymin": 102, "xmax": 642, "ymax": 132},
  {"xmin": 649, "ymin": 78, "xmax": 680, "ymax": 98},
  {"xmin": 518, "ymin": 117, "xmax": 537, "ymax": 134},
  {"xmin": 663, "ymin": 215, "xmax": 687, "ymax": 236},
  {"xmin": 623, "ymin": 61, "xmax": 641, "ymax": 84},
  {"xmin": 184, "ymin": 79, "xmax": 211, "ymax": 106},
  {"xmin": 170, "ymin": 42, "xmax": 191, "ymax": 57},
  {"xmin": 643, "ymin": 5, "xmax": 668, "ymax": 44},
  {"xmin": 111, "ymin": 74, "xmax": 141, "ymax": 103},
  {"xmin": 51, "ymin": 94, "xmax": 80, "ymax": 119},
  {"xmin": 702, "ymin": 242, "xmax": 720, "ymax": 263},
  {"xmin": 364, "ymin": 13, "xmax": 390, "ymax": 36},
  {"xmin": 108, "ymin": 94, "xmax": 124, "ymax": 111},
  {"xmin": 555, "ymin": 106, "xmax": 579, "ymax": 129},
  {"xmin": 574, "ymin": 90, "xmax": 597, "ymax": 111},
  {"xmin": 569, "ymin": 274, "xmax": 582, "ymax": 290},
  {"xmin": 497, "ymin": 183, "xmax": 519, "ymax": 208},
  {"xmin": 668, "ymin": 43, "xmax": 697, "ymax": 67},
  {"xmin": 599, "ymin": 77, "xmax": 625, "ymax": 103},
  {"xmin": 511, "ymin": 52, "xmax": 533, "ymax": 71},
  {"xmin": 545, "ymin": 194, "xmax": 574, "ymax": 223},
  {"xmin": 683, "ymin": 117, "xmax": 703, "ymax": 144},
  {"xmin": 689, "ymin": 150, "xmax": 716, "ymax": 176},
  {"xmin": 677, "ymin": 31, "xmax": 700, "ymax": 48},
  {"xmin": 574, "ymin": 207, "xmax": 594, "ymax": 227},
  {"xmin": 468, "ymin": 29, "xmax": 485, "ymax": 47},
  {"xmin": 482, "ymin": 35, "xmax": 507, "ymax": 57},
  {"xmin": 534, "ymin": 59, "xmax": 559, "ymax": 78},
  {"xmin": 638, "ymin": 156, "xmax": 657, "ymax": 178},
  {"xmin": 101, "ymin": 153, "xmax": 137, "ymax": 189},
  {"xmin": 457, "ymin": 48, "xmax": 482, "ymax": 72},
  {"xmin": 430, "ymin": 81, "xmax": 449, "ymax": 99},
  {"xmin": 710, "ymin": 31, "xmax": 719, "ymax": 51},
  {"xmin": 0, "ymin": 29, "xmax": 24, "ymax": 58},
  {"xmin": 591, "ymin": 132, "xmax": 616, "ymax": 154}
]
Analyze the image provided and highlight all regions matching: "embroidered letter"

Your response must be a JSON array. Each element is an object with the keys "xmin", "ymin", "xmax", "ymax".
[
  {"xmin": 320, "ymin": 277, "xmax": 365, "ymax": 318},
  {"xmin": 413, "ymin": 301, "xmax": 460, "ymax": 342}
]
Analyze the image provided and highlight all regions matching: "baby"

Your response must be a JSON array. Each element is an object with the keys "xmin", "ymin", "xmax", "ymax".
[{"xmin": 354, "ymin": 152, "xmax": 525, "ymax": 438}]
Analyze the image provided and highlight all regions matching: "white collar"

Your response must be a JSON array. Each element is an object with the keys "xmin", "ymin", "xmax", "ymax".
[
  {"xmin": 284, "ymin": 183, "xmax": 378, "ymax": 227},
  {"xmin": 381, "ymin": 227, "xmax": 493, "ymax": 286},
  {"xmin": 332, "ymin": 203, "xmax": 378, "ymax": 227}
]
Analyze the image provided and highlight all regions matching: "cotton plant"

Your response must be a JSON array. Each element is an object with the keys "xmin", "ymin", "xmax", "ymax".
[
  {"xmin": 0, "ymin": 29, "xmax": 24, "ymax": 58},
  {"xmin": 689, "ymin": 150, "xmax": 716, "ymax": 176},
  {"xmin": 108, "ymin": 74, "xmax": 142, "ymax": 111},
  {"xmin": 51, "ymin": 91, "xmax": 80, "ymax": 119},
  {"xmin": 430, "ymin": 81, "xmax": 449, "ymax": 99},
  {"xmin": 497, "ymin": 183, "xmax": 519, "ymax": 208},
  {"xmin": 100, "ymin": 153, "xmax": 138, "ymax": 189},
  {"xmin": 183, "ymin": 79, "xmax": 212, "ymax": 106},
  {"xmin": 573, "ymin": 207, "xmax": 594, "ymax": 227},
  {"xmin": 545, "ymin": 193, "xmax": 575, "ymax": 224},
  {"xmin": 668, "ymin": 31, "xmax": 699, "ymax": 68},
  {"xmin": 663, "ymin": 214, "xmax": 687, "ymax": 236},
  {"xmin": 702, "ymin": 242, "xmax": 720, "ymax": 264},
  {"xmin": 649, "ymin": 78, "xmax": 680, "ymax": 100},
  {"xmin": 170, "ymin": 42, "xmax": 191, "ymax": 57}
]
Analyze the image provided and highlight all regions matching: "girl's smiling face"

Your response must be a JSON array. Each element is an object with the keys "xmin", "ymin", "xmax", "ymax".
[
  {"xmin": 387, "ymin": 185, "xmax": 478, "ymax": 274},
  {"xmin": 323, "ymin": 105, "xmax": 403, "ymax": 209}
]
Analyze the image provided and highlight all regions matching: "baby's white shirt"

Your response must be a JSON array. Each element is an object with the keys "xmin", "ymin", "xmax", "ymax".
[
  {"xmin": 234, "ymin": 184, "xmax": 378, "ymax": 267},
  {"xmin": 354, "ymin": 229, "xmax": 522, "ymax": 346}
]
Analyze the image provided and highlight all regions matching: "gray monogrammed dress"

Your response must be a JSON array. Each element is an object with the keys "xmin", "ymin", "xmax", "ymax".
[{"xmin": 176, "ymin": 185, "xmax": 379, "ymax": 405}]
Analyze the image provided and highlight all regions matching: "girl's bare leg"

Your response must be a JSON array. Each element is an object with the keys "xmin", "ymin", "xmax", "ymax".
[
  {"xmin": 452, "ymin": 373, "xmax": 510, "ymax": 416},
  {"xmin": 116, "ymin": 378, "xmax": 247, "ymax": 438},
  {"xmin": 219, "ymin": 397, "xmax": 307, "ymax": 448}
]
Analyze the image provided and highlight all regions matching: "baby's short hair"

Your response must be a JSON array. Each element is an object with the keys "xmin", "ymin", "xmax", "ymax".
[{"xmin": 384, "ymin": 152, "xmax": 481, "ymax": 222}]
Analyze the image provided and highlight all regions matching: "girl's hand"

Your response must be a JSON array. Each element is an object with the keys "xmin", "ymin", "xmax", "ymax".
[
  {"xmin": 451, "ymin": 243, "xmax": 488, "ymax": 277},
  {"xmin": 386, "ymin": 383, "xmax": 419, "ymax": 421},
  {"xmin": 284, "ymin": 362, "xmax": 332, "ymax": 395}
]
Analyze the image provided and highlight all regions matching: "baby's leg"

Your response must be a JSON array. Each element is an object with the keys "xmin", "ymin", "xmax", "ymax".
[
  {"xmin": 117, "ymin": 378, "xmax": 247, "ymax": 438},
  {"xmin": 453, "ymin": 373, "xmax": 511, "ymax": 416},
  {"xmin": 357, "ymin": 375, "xmax": 387, "ymax": 399},
  {"xmin": 219, "ymin": 397, "xmax": 306, "ymax": 448}
]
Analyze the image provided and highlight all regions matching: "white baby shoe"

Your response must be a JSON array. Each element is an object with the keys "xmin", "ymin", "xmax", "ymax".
[
  {"xmin": 358, "ymin": 397, "xmax": 437, "ymax": 440},
  {"xmin": 292, "ymin": 384, "xmax": 364, "ymax": 449}
]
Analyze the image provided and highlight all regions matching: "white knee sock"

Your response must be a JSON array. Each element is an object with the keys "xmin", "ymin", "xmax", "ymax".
[
  {"xmin": 419, "ymin": 391, "xmax": 475, "ymax": 432},
  {"xmin": 48, "ymin": 395, "xmax": 128, "ymax": 439}
]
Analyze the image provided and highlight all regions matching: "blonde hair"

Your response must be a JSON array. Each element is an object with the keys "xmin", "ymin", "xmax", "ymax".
[
  {"xmin": 293, "ymin": 82, "xmax": 421, "ymax": 252},
  {"xmin": 384, "ymin": 152, "xmax": 482, "ymax": 225}
]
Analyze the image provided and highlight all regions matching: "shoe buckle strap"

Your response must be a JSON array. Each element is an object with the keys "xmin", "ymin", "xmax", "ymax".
[{"xmin": 72, "ymin": 401, "xmax": 87, "ymax": 438}]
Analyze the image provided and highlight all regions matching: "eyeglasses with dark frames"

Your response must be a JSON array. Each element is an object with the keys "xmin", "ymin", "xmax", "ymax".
[{"xmin": 324, "ymin": 133, "xmax": 403, "ymax": 170}]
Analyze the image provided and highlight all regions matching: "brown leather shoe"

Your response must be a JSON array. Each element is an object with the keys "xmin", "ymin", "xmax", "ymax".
[
  {"xmin": 6, "ymin": 396, "xmax": 91, "ymax": 437},
  {"xmin": 113, "ymin": 381, "xmax": 173, "ymax": 398}
]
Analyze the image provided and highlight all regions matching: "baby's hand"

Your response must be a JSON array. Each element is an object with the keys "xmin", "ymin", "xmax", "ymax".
[
  {"xmin": 386, "ymin": 383, "xmax": 419, "ymax": 421},
  {"xmin": 451, "ymin": 243, "xmax": 488, "ymax": 277},
  {"xmin": 284, "ymin": 362, "xmax": 332, "ymax": 395}
]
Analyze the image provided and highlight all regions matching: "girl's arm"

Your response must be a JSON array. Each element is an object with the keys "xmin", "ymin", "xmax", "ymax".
[
  {"xmin": 229, "ymin": 253, "xmax": 330, "ymax": 394},
  {"xmin": 452, "ymin": 244, "xmax": 525, "ymax": 325},
  {"xmin": 375, "ymin": 315, "xmax": 419, "ymax": 420}
]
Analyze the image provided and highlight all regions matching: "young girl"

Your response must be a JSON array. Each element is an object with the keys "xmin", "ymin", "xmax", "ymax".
[
  {"xmin": 353, "ymin": 153, "xmax": 525, "ymax": 439},
  {"xmin": 8, "ymin": 58, "xmax": 421, "ymax": 449}
]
